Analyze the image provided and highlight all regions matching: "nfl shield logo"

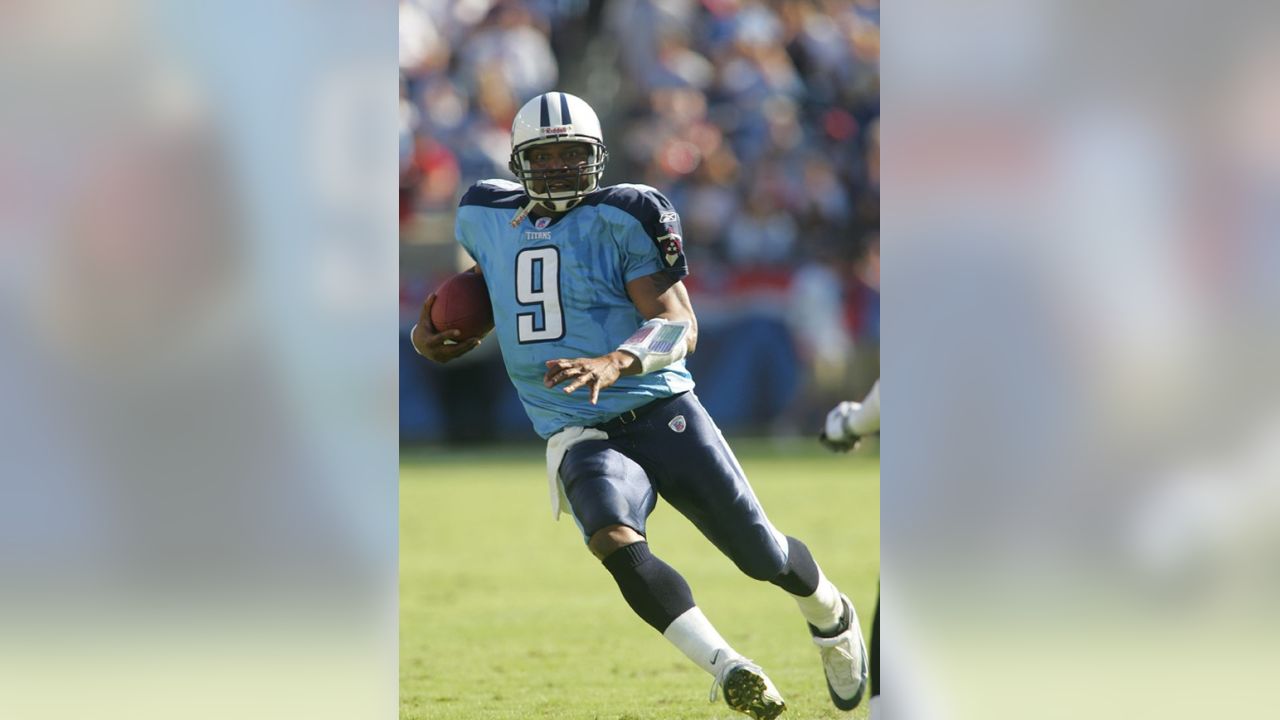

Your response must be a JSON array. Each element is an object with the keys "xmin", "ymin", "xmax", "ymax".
[
  {"xmin": 668, "ymin": 415, "xmax": 686, "ymax": 433},
  {"xmin": 534, "ymin": 216, "xmax": 551, "ymax": 229}
]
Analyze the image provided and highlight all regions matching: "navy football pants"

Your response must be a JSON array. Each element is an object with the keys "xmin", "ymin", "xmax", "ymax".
[{"xmin": 558, "ymin": 392, "xmax": 789, "ymax": 581}]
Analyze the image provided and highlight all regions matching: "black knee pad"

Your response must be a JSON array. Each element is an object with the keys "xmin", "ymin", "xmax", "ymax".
[
  {"xmin": 601, "ymin": 541, "xmax": 696, "ymax": 633},
  {"xmin": 767, "ymin": 535, "xmax": 822, "ymax": 596},
  {"xmin": 735, "ymin": 551, "xmax": 788, "ymax": 582}
]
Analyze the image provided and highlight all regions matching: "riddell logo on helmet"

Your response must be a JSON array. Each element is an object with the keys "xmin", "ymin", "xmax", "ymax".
[{"xmin": 540, "ymin": 126, "xmax": 571, "ymax": 136}]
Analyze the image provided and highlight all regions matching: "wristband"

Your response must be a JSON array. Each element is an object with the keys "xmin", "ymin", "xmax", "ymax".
[{"xmin": 616, "ymin": 318, "xmax": 690, "ymax": 374}]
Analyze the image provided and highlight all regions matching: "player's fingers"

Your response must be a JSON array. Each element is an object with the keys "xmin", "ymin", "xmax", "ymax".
[
  {"xmin": 418, "ymin": 294, "xmax": 437, "ymax": 329},
  {"xmin": 590, "ymin": 381, "xmax": 600, "ymax": 405},
  {"xmin": 543, "ymin": 362, "xmax": 561, "ymax": 385},
  {"xmin": 445, "ymin": 338, "xmax": 480, "ymax": 359},
  {"xmin": 427, "ymin": 329, "xmax": 463, "ymax": 347},
  {"xmin": 543, "ymin": 360, "xmax": 577, "ymax": 382},
  {"xmin": 545, "ymin": 365, "xmax": 581, "ymax": 387},
  {"xmin": 563, "ymin": 372, "xmax": 591, "ymax": 394}
]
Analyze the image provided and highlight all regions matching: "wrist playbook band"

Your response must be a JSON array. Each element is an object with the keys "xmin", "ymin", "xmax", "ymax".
[{"xmin": 616, "ymin": 319, "xmax": 690, "ymax": 374}]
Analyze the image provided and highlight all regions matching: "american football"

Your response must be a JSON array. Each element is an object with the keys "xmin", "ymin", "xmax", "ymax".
[
  {"xmin": 429, "ymin": 271, "xmax": 493, "ymax": 340},
  {"xmin": 402, "ymin": 4, "xmax": 882, "ymax": 717}
]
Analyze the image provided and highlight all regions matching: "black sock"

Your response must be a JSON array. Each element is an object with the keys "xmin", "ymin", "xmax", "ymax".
[
  {"xmin": 871, "ymin": 591, "xmax": 880, "ymax": 697},
  {"xmin": 601, "ymin": 541, "xmax": 696, "ymax": 633},
  {"xmin": 768, "ymin": 535, "xmax": 822, "ymax": 597}
]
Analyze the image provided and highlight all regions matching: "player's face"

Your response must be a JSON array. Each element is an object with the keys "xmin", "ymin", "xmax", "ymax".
[{"xmin": 525, "ymin": 142, "xmax": 592, "ymax": 195}]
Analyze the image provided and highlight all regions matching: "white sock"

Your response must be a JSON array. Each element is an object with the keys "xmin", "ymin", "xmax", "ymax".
[
  {"xmin": 662, "ymin": 607, "xmax": 742, "ymax": 676},
  {"xmin": 867, "ymin": 693, "xmax": 880, "ymax": 719},
  {"xmin": 790, "ymin": 571, "xmax": 844, "ymax": 635}
]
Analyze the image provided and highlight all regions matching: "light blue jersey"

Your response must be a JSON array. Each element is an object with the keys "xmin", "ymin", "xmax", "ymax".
[{"xmin": 455, "ymin": 179, "xmax": 696, "ymax": 438}]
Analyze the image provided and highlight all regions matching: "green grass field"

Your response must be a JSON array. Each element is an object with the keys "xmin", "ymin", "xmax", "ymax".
[{"xmin": 401, "ymin": 440, "xmax": 879, "ymax": 720}]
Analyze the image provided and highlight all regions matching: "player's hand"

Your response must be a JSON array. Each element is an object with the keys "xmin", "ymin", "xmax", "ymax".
[
  {"xmin": 543, "ymin": 352, "xmax": 633, "ymax": 405},
  {"xmin": 819, "ymin": 400, "xmax": 862, "ymax": 453},
  {"xmin": 412, "ymin": 293, "xmax": 482, "ymax": 364}
]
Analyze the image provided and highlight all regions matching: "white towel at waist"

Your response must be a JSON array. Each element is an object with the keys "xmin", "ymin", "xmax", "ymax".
[{"xmin": 545, "ymin": 426, "xmax": 609, "ymax": 520}]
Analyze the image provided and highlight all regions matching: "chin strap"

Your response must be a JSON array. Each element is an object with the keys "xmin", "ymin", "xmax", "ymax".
[
  {"xmin": 511, "ymin": 195, "xmax": 588, "ymax": 227},
  {"xmin": 510, "ymin": 198, "xmax": 540, "ymax": 227}
]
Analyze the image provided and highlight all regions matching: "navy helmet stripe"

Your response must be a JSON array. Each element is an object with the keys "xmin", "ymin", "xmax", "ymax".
[
  {"xmin": 540, "ymin": 94, "xmax": 551, "ymax": 126},
  {"xmin": 559, "ymin": 92, "xmax": 572, "ymax": 124}
]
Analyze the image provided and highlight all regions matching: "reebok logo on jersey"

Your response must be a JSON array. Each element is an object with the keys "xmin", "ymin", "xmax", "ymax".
[
  {"xmin": 659, "ymin": 211, "xmax": 679, "ymax": 224},
  {"xmin": 668, "ymin": 415, "xmax": 686, "ymax": 433}
]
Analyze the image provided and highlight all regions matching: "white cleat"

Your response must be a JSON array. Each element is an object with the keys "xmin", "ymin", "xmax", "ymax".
[
  {"xmin": 709, "ymin": 654, "xmax": 787, "ymax": 720},
  {"xmin": 809, "ymin": 594, "xmax": 868, "ymax": 711}
]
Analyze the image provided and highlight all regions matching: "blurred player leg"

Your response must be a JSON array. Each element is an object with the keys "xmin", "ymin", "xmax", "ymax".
[{"xmin": 868, "ymin": 592, "xmax": 879, "ymax": 718}]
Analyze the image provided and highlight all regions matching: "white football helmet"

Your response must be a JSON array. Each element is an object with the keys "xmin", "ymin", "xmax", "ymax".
[{"xmin": 509, "ymin": 91, "xmax": 608, "ymax": 212}]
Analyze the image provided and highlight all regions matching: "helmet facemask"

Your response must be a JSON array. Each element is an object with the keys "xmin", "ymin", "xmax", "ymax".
[{"xmin": 508, "ymin": 138, "xmax": 608, "ymax": 212}]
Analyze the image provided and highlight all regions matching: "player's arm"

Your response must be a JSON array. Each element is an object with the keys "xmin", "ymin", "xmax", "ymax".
[
  {"xmin": 410, "ymin": 264, "xmax": 484, "ymax": 364},
  {"xmin": 544, "ymin": 270, "xmax": 693, "ymax": 404},
  {"xmin": 624, "ymin": 270, "xmax": 697, "ymax": 353}
]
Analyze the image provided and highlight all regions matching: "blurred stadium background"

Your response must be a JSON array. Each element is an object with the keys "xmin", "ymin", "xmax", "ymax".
[{"xmin": 399, "ymin": 0, "xmax": 880, "ymax": 443}]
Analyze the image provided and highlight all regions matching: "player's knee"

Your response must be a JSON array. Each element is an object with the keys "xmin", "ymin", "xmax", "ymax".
[
  {"xmin": 588, "ymin": 524, "xmax": 645, "ymax": 561},
  {"xmin": 733, "ymin": 547, "xmax": 788, "ymax": 581}
]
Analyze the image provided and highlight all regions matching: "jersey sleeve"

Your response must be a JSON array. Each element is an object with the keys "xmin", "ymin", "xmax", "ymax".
[
  {"xmin": 455, "ymin": 180, "xmax": 525, "ymax": 264},
  {"xmin": 617, "ymin": 187, "xmax": 689, "ymax": 283}
]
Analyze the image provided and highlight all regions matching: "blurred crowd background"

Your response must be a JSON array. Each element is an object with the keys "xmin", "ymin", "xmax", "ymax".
[{"xmin": 399, "ymin": 0, "xmax": 881, "ymax": 442}]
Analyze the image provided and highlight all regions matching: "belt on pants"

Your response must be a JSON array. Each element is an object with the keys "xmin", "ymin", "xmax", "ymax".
[{"xmin": 590, "ymin": 392, "xmax": 686, "ymax": 434}]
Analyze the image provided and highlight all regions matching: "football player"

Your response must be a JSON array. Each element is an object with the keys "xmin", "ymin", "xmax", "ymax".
[
  {"xmin": 820, "ymin": 378, "xmax": 881, "ymax": 719},
  {"xmin": 414, "ymin": 91, "xmax": 869, "ymax": 719}
]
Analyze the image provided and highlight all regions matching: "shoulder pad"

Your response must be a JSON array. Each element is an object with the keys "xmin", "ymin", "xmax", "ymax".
[
  {"xmin": 460, "ymin": 180, "xmax": 526, "ymax": 209},
  {"xmin": 583, "ymin": 184, "xmax": 670, "ymax": 219},
  {"xmin": 584, "ymin": 184, "xmax": 687, "ymax": 275}
]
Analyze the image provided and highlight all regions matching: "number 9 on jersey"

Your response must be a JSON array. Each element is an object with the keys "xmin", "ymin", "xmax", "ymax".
[{"xmin": 516, "ymin": 247, "xmax": 565, "ymax": 343}]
